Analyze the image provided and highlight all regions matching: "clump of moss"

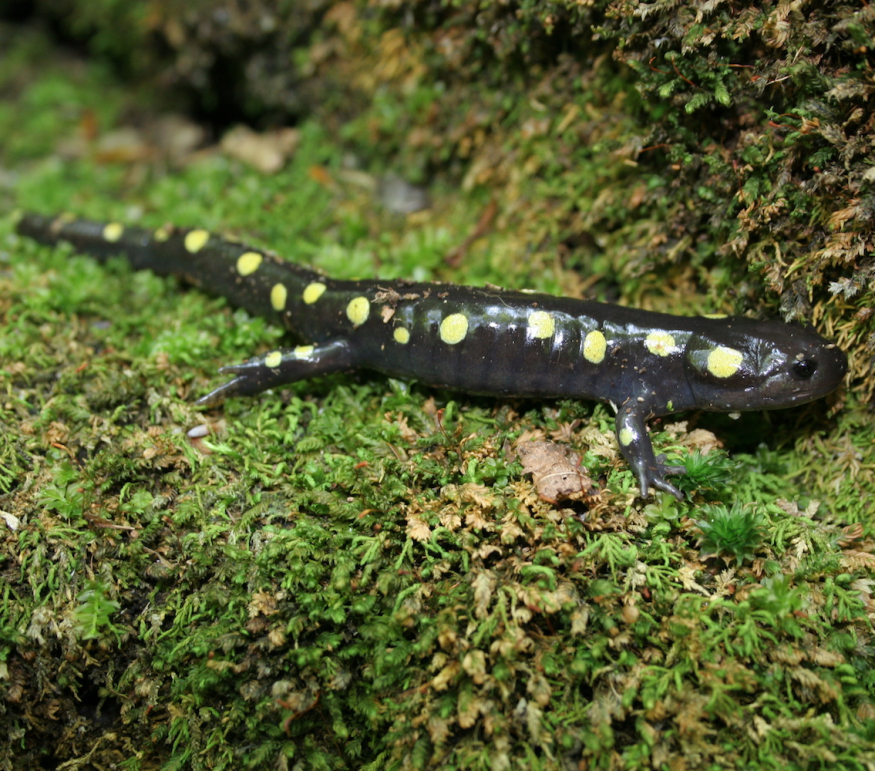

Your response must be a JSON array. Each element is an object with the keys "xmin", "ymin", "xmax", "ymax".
[
  {"xmin": 677, "ymin": 449, "xmax": 734, "ymax": 494},
  {"xmin": 696, "ymin": 502, "xmax": 766, "ymax": 566}
]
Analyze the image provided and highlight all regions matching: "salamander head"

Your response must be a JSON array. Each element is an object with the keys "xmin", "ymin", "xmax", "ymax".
[{"xmin": 683, "ymin": 319, "xmax": 847, "ymax": 412}]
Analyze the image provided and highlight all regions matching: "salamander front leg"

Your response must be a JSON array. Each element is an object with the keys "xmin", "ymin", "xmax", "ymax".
[
  {"xmin": 615, "ymin": 402, "xmax": 685, "ymax": 500},
  {"xmin": 197, "ymin": 340, "xmax": 357, "ymax": 406}
]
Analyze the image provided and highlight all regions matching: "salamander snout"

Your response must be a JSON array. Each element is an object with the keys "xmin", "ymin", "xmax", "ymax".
[
  {"xmin": 684, "ymin": 322, "xmax": 847, "ymax": 412},
  {"xmin": 785, "ymin": 341, "xmax": 848, "ymax": 398}
]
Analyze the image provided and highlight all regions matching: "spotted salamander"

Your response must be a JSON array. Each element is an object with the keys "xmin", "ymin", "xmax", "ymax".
[{"xmin": 16, "ymin": 212, "xmax": 848, "ymax": 499}]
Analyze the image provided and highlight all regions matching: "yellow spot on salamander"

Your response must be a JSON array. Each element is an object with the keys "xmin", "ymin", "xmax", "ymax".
[
  {"xmin": 270, "ymin": 283, "xmax": 288, "ymax": 312},
  {"xmin": 644, "ymin": 331, "xmax": 679, "ymax": 357},
  {"xmin": 294, "ymin": 345, "xmax": 314, "ymax": 357},
  {"xmin": 102, "ymin": 222, "xmax": 124, "ymax": 242},
  {"xmin": 154, "ymin": 225, "xmax": 171, "ymax": 242},
  {"xmin": 184, "ymin": 229, "xmax": 210, "ymax": 253},
  {"xmin": 346, "ymin": 296, "xmax": 370, "ymax": 327},
  {"xmin": 707, "ymin": 346, "xmax": 743, "ymax": 378},
  {"xmin": 264, "ymin": 351, "xmax": 283, "ymax": 368},
  {"xmin": 583, "ymin": 330, "xmax": 607, "ymax": 364},
  {"xmin": 619, "ymin": 427, "xmax": 634, "ymax": 446},
  {"xmin": 236, "ymin": 251, "xmax": 263, "ymax": 276},
  {"xmin": 393, "ymin": 327, "xmax": 410, "ymax": 344},
  {"xmin": 528, "ymin": 310, "xmax": 555, "ymax": 339},
  {"xmin": 439, "ymin": 313, "xmax": 469, "ymax": 345},
  {"xmin": 303, "ymin": 282, "xmax": 327, "ymax": 304},
  {"xmin": 703, "ymin": 313, "xmax": 728, "ymax": 319}
]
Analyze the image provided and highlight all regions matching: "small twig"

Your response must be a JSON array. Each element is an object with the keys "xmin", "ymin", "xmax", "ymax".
[
  {"xmin": 648, "ymin": 57, "xmax": 669, "ymax": 75},
  {"xmin": 672, "ymin": 59, "xmax": 699, "ymax": 89}
]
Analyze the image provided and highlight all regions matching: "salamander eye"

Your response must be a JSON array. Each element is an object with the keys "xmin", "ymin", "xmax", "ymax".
[{"xmin": 791, "ymin": 358, "xmax": 817, "ymax": 379}]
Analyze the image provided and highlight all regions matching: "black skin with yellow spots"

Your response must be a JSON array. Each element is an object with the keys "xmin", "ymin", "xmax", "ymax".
[{"xmin": 17, "ymin": 213, "xmax": 848, "ymax": 499}]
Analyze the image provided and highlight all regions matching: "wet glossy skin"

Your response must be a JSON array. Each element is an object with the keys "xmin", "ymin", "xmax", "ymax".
[{"xmin": 17, "ymin": 213, "xmax": 848, "ymax": 499}]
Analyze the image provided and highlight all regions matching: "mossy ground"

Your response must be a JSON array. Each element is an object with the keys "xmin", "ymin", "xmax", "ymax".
[{"xmin": 1, "ymin": 4, "xmax": 874, "ymax": 770}]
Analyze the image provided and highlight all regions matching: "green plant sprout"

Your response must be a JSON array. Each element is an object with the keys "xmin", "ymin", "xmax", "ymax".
[
  {"xmin": 695, "ymin": 502, "xmax": 766, "ymax": 566},
  {"xmin": 72, "ymin": 580, "xmax": 122, "ymax": 641}
]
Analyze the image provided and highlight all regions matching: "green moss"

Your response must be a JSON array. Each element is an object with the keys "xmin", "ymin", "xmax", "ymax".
[{"xmin": 695, "ymin": 502, "xmax": 766, "ymax": 566}]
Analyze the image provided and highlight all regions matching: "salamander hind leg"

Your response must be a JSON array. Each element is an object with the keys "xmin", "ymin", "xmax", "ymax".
[
  {"xmin": 197, "ymin": 339, "xmax": 357, "ymax": 406},
  {"xmin": 615, "ymin": 403, "xmax": 686, "ymax": 500}
]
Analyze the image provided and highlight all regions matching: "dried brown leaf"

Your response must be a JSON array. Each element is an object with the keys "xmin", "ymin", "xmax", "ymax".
[
  {"xmin": 517, "ymin": 441, "xmax": 593, "ymax": 503},
  {"xmin": 472, "ymin": 570, "xmax": 496, "ymax": 619},
  {"xmin": 406, "ymin": 513, "xmax": 431, "ymax": 542}
]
